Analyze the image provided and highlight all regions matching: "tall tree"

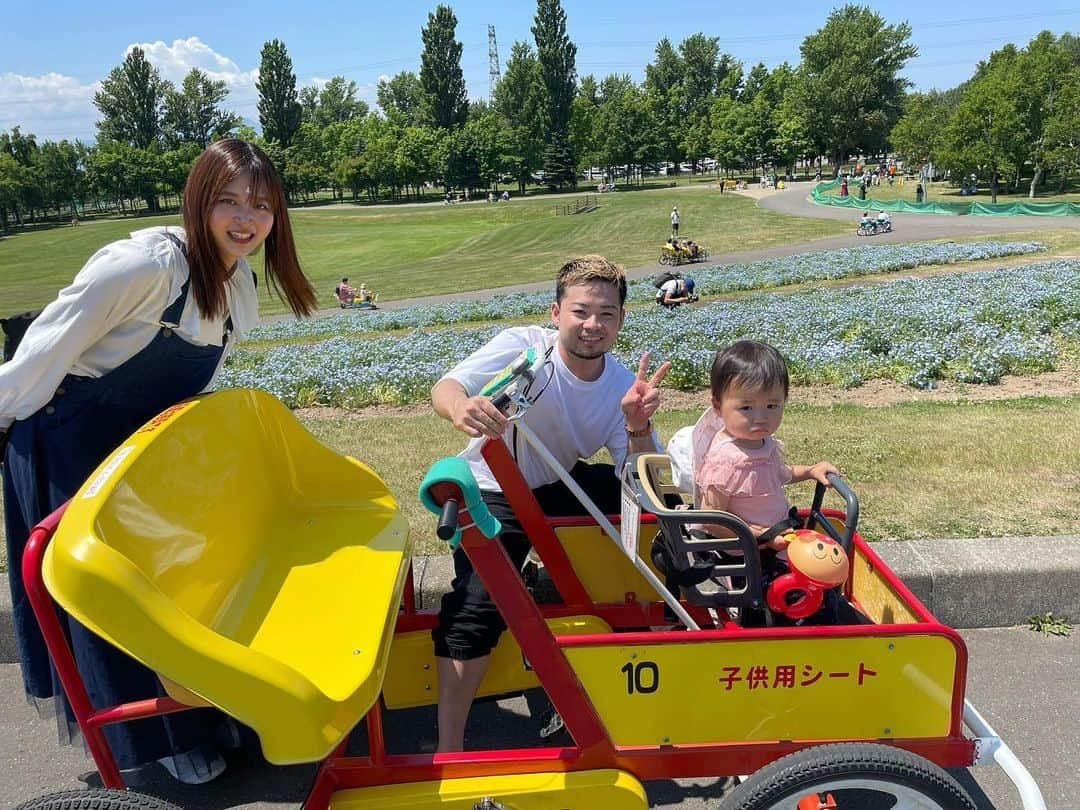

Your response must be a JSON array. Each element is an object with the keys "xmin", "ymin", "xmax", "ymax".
[
  {"xmin": 494, "ymin": 41, "xmax": 546, "ymax": 193},
  {"xmin": 1014, "ymin": 31, "xmax": 1076, "ymax": 196},
  {"xmin": 377, "ymin": 71, "xmax": 427, "ymax": 126},
  {"xmin": 419, "ymin": 5, "xmax": 468, "ymax": 129},
  {"xmin": 34, "ymin": 139, "xmax": 86, "ymax": 218},
  {"xmin": 257, "ymin": 39, "xmax": 302, "ymax": 146},
  {"xmin": 790, "ymin": 5, "xmax": 917, "ymax": 174},
  {"xmin": 317, "ymin": 77, "xmax": 369, "ymax": 124},
  {"xmin": 888, "ymin": 90, "xmax": 954, "ymax": 171},
  {"xmin": 940, "ymin": 46, "xmax": 1026, "ymax": 203},
  {"xmin": 532, "ymin": 0, "xmax": 578, "ymax": 188},
  {"xmin": 94, "ymin": 47, "xmax": 167, "ymax": 150},
  {"xmin": 162, "ymin": 68, "xmax": 241, "ymax": 148}
]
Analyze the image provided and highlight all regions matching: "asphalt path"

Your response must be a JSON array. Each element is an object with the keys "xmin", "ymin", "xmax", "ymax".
[
  {"xmin": 4, "ymin": 627, "xmax": 1075, "ymax": 809},
  {"xmin": 269, "ymin": 184, "xmax": 1076, "ymax": 324}
]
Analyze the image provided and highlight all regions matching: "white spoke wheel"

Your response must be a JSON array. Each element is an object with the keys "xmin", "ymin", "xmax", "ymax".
[
  {"xmin": 16, "ymin": 789, "xmax": 182, "ymax": 810},
  {"xmin": 720, "ymin": 743, "xmax": 976, "ymax": 810}
]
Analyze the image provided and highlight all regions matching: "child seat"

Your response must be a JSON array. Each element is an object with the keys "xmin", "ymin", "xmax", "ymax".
[
  {"xmin": 42, "ymin": 388, "xmax": 411, "ymax": 764},
  {"xmin": 625, "ymin": 453, "xmax": 765, "ymax": 612}
]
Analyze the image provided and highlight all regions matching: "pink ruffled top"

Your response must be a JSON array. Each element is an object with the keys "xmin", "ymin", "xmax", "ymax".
[{"xmin": 695, "ymin": 434, "xmax": 792, "ymax": 528}]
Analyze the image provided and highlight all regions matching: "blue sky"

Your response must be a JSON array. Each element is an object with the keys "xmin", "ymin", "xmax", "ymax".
[{"xmin": 3, "ymin": 1, "xmax": 1079, "ymax": 142}]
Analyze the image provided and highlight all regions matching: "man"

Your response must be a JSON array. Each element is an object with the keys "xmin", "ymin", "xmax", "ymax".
[
  {"xmin": 670, "ymin": 205, "xmax": 680, "ymax": 237},
  {"xmin": 430, "ymin": 255, "xmax": 669, "ymax": 752},
  {"xmin": 656, "ymin": 275, "xmax": 696, "ymax": 308}
]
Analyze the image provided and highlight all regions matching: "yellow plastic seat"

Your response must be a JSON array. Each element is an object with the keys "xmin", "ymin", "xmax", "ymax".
[{"xmin": 43, "ymin": 388, "xmax": 411, "ymax": 764}]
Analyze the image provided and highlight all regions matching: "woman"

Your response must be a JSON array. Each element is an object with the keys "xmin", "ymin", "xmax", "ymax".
[{"xmin": 0, "ymin": 139, "xmax": 316, "ymax": 782}]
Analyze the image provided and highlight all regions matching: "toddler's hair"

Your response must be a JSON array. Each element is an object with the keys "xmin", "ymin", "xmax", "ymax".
[{"xmin": 710, "ymin": 340, "xmax": 789, "ymax": 402}]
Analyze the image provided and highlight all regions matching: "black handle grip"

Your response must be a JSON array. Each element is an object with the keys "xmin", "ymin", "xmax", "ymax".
[
  {"xmin": 490, "ymin": 392, "xmax": 511, "ymax": 412},
  {"xmin": 436, "ymin": 498, "xmax": 460, "ymax": 541},
  {"xmin": 807, "ymin": 472, "xmax": 860, "ymax": 555}
]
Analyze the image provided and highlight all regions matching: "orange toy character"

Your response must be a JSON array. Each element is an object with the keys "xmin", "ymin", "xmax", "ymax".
[{"xmin": 766, "ymin": 529, "xmax": 850, "ymax": 620}]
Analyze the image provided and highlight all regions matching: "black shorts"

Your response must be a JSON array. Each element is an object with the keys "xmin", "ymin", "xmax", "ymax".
[{"xmin": 432, "ymin": 461, "xmax": 621, "ymax": 660}]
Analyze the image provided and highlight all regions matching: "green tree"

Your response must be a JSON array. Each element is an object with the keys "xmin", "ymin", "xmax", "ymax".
[
  {"xmin": 532, "ymin": 0, "xmax": 578, "ymax": 188},
  {"xmin": 0, "ymin": 153, "xmax": 32, "ymax": 231},
  {"xmin": 257, "ymin": 39, "xmax": 302, "ymax": 146},
  {"xmin": 940, "ymin": 47, "xmax": 1026, "ymax": 203},
  {"xmin": 395, "ymin": 125, "xmax": 441, "ymax": 198},
  {"xmin": 596, "ymin": 81, "xmax": 660, "ymax": 185},
  {"xmin": 419, "ymin": 5, "xmax": 468, "ymax": 129},
  {"xmin": 1014, "ymin": 32, "xmax": 1077, "ymax": 196},
  {"xmin": 493, "ymin": 41, "xmax": 546, "ymax": 193},
  {"xmin": 790, "ymin": 5, "xmax": 917, "ymax": 174},
  {"xmin": 1043, "ymin": 70, "xmax": 1080, "ymax": 186},
  {"xmin": 94, "ymin": 47, "xmax": 168, "ymax": 150},
  {"xmin": 34, "ymin": 139, "xmax": 86, "ymax": 218},
  {"xmin": 162, "ymin": 68, "xmax": 241, "ymax": 148},
  {"xmin": 308, "ymin": 76, "xmax": 369, "ymax": 126},
  {"xmin": 377, "ymin": 71, "xmax": 427, "ymax": 126},
  {"xmin": 645, "ymin": 34, "xmax": 739, "ymax": 173},
  {"xmin": 888, "ymin": 90, "xmax": 953, "ymax": 171}
]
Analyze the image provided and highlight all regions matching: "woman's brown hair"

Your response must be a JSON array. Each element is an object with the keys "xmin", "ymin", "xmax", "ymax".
[{"xmin": 182, "ymin": 139, "xmax": 316, "ymax": 318}]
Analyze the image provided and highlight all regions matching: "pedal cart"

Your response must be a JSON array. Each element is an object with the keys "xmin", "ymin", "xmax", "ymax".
[
  {"xmin": 659, "ymin": 239, "xmax": 709, "ymax": 266},
  {"xmin": 20, "ymin": 375, "xmax": 1045, "ymax": 808}
]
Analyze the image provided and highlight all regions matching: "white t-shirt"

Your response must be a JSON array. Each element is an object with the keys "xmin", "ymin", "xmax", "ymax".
[
  {"xmin": 440, "ymin": 325, "xmax": 641, "ymax": 491},
  {"xmin": 657, "ymin": 278, "xmax": 683, "ymax": 303},
  {"xmin": 671, "ymin": 210, "xmax": 680, "ymax": 225},
  {"xmin": 0, "ymin": 226, "xmax": 259, "ymax": 430}
]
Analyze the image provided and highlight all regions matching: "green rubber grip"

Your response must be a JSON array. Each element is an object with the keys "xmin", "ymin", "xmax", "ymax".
[{"xmin": 419, "ymin": 457, "xmax": 502, "ymax": 546}]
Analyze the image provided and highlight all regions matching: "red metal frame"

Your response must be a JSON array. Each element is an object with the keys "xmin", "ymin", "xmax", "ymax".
[
  {"xmin": 22, "ymin": 502, "xmax": 195, "ymax": 789},
  {"xmin": 24, "ymin": 436, "xmax": 974, "ymax": 808}
]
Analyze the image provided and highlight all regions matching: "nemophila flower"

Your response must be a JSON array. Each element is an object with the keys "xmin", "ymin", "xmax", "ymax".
[
  {"xmin": 243, "ymin": 240, "xmax": 1045, "ymax": 342},
  {"xmin": 218, "ymin": 257, "xmax": 1078, "ymax": 404}
]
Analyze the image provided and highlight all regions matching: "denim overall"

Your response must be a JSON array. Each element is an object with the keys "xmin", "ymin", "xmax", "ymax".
[{"xmin": 3, "ymin": 266, "xmax": 233, "ymax": 769}]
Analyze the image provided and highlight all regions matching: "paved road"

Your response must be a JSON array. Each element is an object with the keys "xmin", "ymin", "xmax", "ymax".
[
  {"xmin": 4, "ymin": 627, "xmax": 1074, "ymax": 809},
  {"xmin": 269, "ymin": 184, "xmax": 1075, "ymax": 324}
]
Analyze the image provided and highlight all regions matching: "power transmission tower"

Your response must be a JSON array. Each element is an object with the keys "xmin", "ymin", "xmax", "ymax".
[{"xmin": 488, "ymin": 25, "xmax": 501, "ymax": 98}]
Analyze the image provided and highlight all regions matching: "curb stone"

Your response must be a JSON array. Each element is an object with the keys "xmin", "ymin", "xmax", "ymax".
[{"xmin": 1, "ymin": 536, "xmax": 1076, "ymax": 665}]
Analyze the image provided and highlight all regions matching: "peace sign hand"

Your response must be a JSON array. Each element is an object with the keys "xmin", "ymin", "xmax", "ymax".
[{"xmin": 621, "ymin": 352, "xmax": 671, "ymax": 432}]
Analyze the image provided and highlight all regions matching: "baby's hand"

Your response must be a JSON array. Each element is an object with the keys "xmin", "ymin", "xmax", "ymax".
[
  {"xmin": 759, "ymin": 533, "xmax": 791, "ymax": 552},
  {"xmin": 809, "ymin": 461, "xmax": 840, "ymax": 486}
]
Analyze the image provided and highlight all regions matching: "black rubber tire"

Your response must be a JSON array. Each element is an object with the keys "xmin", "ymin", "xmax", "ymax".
[
  {"xmin": 16, "ymin": 788, "xmax": 182, "ymax": 810},
  {"xmin": 719, "ymin": 742, "xmax": 976, "ymax": 810}
]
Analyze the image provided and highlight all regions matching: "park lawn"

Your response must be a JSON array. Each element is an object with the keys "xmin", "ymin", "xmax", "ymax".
[
  {"xmin": 1, "ymin": 394, "xmax": 1076, "ymax": 566},
  {"xmin": 296, "ymin": 394, "xmax": 1080, "ymax": 557},
  {"xmin": 0, "ymin": 187, "xmax": 846, "ymax": 315}
]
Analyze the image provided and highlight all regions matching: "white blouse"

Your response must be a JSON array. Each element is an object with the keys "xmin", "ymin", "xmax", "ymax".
[{"xmin": 0, "ymin": 226, "xmax": 260, "ymax": 430}]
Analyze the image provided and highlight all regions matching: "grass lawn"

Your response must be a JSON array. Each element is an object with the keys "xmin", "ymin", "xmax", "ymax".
[
  {"xmin": 294, "ymin": 394, "xmax": 1080, "ymax": 557},
  {"xmin": 2, "ymin": 394, "xmax": 1075, "ymax": 566},
  {"xmin": 0, "ymin": 186, "xmax": 846, "ymax": 315}
]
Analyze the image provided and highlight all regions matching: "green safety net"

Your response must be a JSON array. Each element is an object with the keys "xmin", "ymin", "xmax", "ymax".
[{"xmin": 810, "ymin": 179, "xmax": 1080, "ymax": 216}]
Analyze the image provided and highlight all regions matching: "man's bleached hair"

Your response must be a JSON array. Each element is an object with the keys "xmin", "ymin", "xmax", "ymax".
[{"xmin": 555, "ymin": 255, "xmax": 627, "ymax": 305}]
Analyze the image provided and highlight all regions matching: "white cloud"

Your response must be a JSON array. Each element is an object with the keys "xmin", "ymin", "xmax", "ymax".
[
  {"xmin": 131, "ymin": 37, "xmax": 257, "ymax": 89},
  {"xmin": 0, "ymin": 72, "xmax": 100, "ymax": 141}
]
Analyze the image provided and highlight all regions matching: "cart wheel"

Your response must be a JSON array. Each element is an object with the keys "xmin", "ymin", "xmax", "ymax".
[
  {"xmin": 719, "ymin": 743, "xmax": 976, "ymax": 810},
  {"xmin": 16, "ymin": 788, "xmax": 182, "ymax": 810}
]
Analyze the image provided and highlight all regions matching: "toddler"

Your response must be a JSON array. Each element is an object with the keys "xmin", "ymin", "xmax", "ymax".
[{"xmin": 693, "ymin": 340, "xmax": 837, "ymax": 552}]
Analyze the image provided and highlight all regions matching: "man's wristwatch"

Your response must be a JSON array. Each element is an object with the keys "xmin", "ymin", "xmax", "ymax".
[{"xmin": 625, "ymin": 421, "xmax": 653, "ymax": 438}]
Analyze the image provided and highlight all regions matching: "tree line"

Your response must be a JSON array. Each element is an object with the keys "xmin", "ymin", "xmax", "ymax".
[{"xmin": 3, "ymin": 3, "xmax": 1079, "ymax": 231}]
